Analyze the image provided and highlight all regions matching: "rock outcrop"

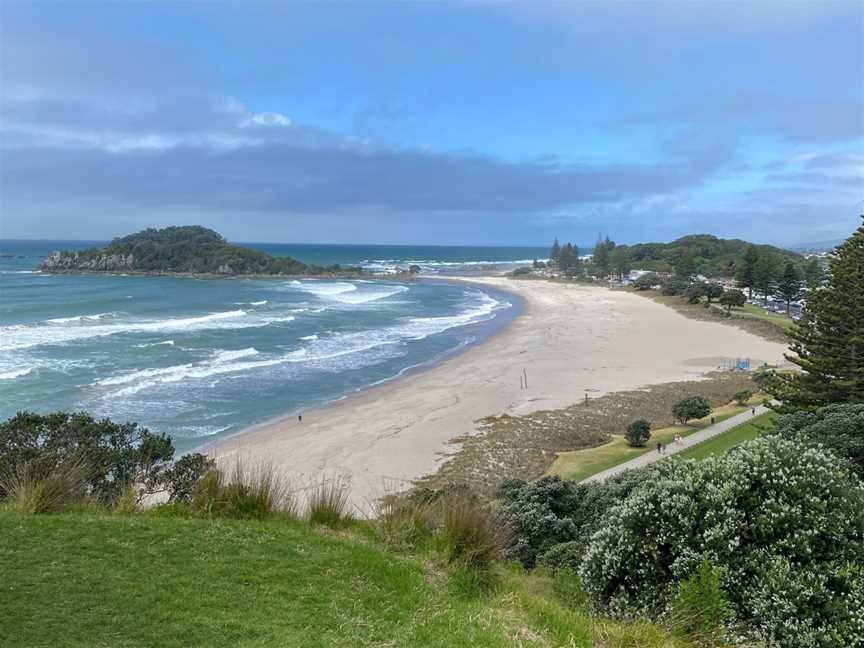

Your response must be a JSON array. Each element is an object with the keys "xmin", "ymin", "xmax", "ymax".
[{"xmin": 40, "ymin": 252, "xmax": 136, "ymax": 272}]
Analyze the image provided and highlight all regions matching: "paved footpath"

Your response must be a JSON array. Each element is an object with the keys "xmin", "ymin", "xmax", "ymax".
[{"xmin": 581, "ymin": 405, "xmax": 771, "ymax": 483}]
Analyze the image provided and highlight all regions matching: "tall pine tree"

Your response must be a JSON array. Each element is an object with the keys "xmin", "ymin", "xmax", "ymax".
[
  {"xmin": 550, "ymin": 238, "xmax": 561, "ymax": 266},
  {"xmin": 776, "ymin": 262, "xmax": 803, "ymax": 314},
  {"xmin": 769, "ymin": 217, "xmax": 864, "ymax": 410},
  {"xmin": 736, "ymin": 245, "xmax": 759, "ymax": 298},
  {"xmin": 753, "ymin": 254, "xmax": 778, "ymax": 304},
  {"xmin": 803, "ymin": 257, "xmax": 824, "ymax": 289}
]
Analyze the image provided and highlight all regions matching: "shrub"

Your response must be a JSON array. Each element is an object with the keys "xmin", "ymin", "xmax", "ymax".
[
  {"xmin": 672, "ymin": 395, "xmax": 711, "ymax": 425},
  {"xmin": 307, "ymin": 476, "xmax": 352, "ymax": 528},
  {"xmin": 497, "ymin": 471, "xmax": 651, "ymax": 568},
  {"xmin": 773, "ymin": 403, "xmax": 864, "ymax": 478},
  {"xmin": 192, "ymin": 460, "xmax": 293, "ymax": 520},
  {"xmin": 624, "ymin": 419, "xmax": 651, "ymax": 447},
  {"xmin": 0, "ymin": 411, "xmax": 173, "ymax": 504},
  {"xmin": 732, "ymin": 390, "xmax": 753, "ymax": 406},
  {"xmin": 684, "ymin": 282, "xmax": 706, "ymax": 304},
  {"xmin": 441, "ymin": 495, "xmax": 508, "ymax": 570},
  {"xmin": 719, "ymin": 289, "xmax": 746, "ymax": 312},
  {"xmin": 579, "ymin": 436, "xmax": 864, "ymax": 646},
  {"xmin": 667, "ymin": 555, "xmax": 733, "ymax": 643},
  {"xmin": 632, "ymin": 273, "xmax": 660, "ymax": 291},
  {"xmin": 661, "ymin": 277, "xmax": 689, "ymax": 296},
  {"xmin": 538, "ymin": 540, "xmax": 583, "ymax": 575},
  {"xmin": 0, "ymin": 458, "xmax": 90, "ymax": 514},
  {"xmin": 164, "ymin": 453, "xmax": 216, "ymax": 503}
]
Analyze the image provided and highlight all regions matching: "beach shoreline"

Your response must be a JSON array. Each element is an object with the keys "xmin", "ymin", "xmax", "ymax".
[
  {"xmin": 200, "ymin": 276, "xmax": 524, "ymax": 454},
  {"xmin": 208, "ymin": 276, "xmax": 788, "ymax": 511}
]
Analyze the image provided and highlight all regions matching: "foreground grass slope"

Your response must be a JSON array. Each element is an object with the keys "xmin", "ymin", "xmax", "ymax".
[{"xmin": 0, "ymin": 511, "xmax": 692, "ymax": 648}]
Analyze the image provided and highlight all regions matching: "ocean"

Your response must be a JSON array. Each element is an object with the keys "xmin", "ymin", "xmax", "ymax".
[{"xmin": 0, "ymin": 240, "xmax": 541, "ymax": 452}]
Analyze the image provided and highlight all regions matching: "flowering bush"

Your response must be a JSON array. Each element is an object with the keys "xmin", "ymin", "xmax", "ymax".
[
  {"xmin": 774, "ymin": 403, "xmax": 864, "ymax": 478},
  {"xmin": 579, "ymin": 436, "xmax": 864, "ymax": 647}
]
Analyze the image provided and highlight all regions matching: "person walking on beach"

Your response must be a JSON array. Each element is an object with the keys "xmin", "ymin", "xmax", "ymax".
[{"xmin": 298, "ymin": 414, "xmax": 303, "ymax": 423}]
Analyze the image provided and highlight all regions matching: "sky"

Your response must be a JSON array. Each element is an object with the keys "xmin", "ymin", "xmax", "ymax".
[{"xmin": 1, "ymin": 1, "xmax": 862, "ymax": 246}]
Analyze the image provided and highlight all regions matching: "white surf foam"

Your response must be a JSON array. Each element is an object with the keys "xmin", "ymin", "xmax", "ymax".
[
  {"xmin": 134, "ymin": 340, "xmax": 176, "ymax": 348},
  {"xmin": 45, "ymin": 312, "xmax": 117, "ymax": 324},
  {"xmin": 296, "ymin": 281, "xmax": 358, "ymax": 297},
  {"xmin": 299, "ymin": 334, "xmax": 318, "ymax": 341},
  {"xmin": 327, "ymin": 285, "xmax": 409, "ymax": 305},
  {"xmin": 283, "ymin": 290, "xmax": 506, "ymax": 367},
  {"xmin": 98, "ymin": 348, "xmax": 270, "ymax": 396},
  {"xmin": 0, "ymin": 308, "xmax": 297, "ymax": 352},
  {"xmin": 0, "ymin": 367, "xmax": 33, "ymax": 380}
]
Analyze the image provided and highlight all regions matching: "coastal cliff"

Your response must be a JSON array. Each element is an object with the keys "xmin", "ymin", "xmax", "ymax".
[{"xmin": 38, "ymin": 225, "xmax": 356, "ymax": 276}]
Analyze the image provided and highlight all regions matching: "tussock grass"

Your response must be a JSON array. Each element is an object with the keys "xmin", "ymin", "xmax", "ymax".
[
  {"xmin": 441, "ymin": 495, "xmax": 509, "ymax": 570},
  {"xmin": 306, "ymin": 476, "xmax": 353, "ymax": 528},
  {"xmin": 0, "ymin": 458, "xmax": 90, "ymax": 514},
  {"xmin": 375, "ymin": 495, "xmax": 437, "ymax": 549},
  {"xmin": 192, "ymin": 458, "xmax": 296, "ymax": 520}
]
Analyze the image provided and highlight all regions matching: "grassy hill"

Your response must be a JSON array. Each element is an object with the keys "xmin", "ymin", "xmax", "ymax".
[
  {"xmin": 39, "ymin": 226, "xmax": 351, "ymax": 276},
  {"xmin": 0, "ymin": 511, "xmax": 692, "ymax": 648},
  {"xmin": 623, "ymin": 234, "xmax": 803, "ymax": 277}
]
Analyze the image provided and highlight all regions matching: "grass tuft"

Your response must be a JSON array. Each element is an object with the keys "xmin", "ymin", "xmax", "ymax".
[
  {"xmin": 375, "ymin": 496, "xmax": 437, "ymax": 549},
  {"xmin": 307, "ymin": 476, "xmax": 353, "ymax": 528},
  {"xmin": 192, "ymin": 458, "xmax": 295, "ymax": 520},
  {"xmin": 0, "ymin": 458, "xmax": 90, "ymax": 514},
  {"xmin": 441, "ymin": 495, "xmax": 509, "ymax": 570}
]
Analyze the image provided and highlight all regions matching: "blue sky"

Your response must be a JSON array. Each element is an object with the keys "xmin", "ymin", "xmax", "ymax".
[{"xmin": 1, "ymin": 1, "xmax": 862, "ymax": 246}]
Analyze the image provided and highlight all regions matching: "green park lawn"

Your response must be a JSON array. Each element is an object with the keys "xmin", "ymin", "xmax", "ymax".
[
  {"xmin": 716, "ymin": 303, "xmax": 796, "ymax": 331},
  {"xmin": 674, "ymin": 411, "xmax": 778, "ymax": 461},
  {"xmin": 548, "ymin": 402, "xmax": 756, "ymax": 482}
]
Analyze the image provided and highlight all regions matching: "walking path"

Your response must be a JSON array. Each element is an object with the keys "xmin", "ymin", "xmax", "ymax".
[{"xmin": 581, "ymin": 405, "xmax": 771, "ymax": 483}]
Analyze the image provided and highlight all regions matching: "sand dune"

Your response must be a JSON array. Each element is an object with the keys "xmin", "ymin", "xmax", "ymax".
[{"xmin": 209, "ymin": 278, "xmax": 787, "ymax": 511}]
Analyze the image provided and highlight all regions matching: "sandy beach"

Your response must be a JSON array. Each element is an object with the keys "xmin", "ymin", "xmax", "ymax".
[{"xmin": 210, "ymin": 277, "xmax": 788, "ymax": 510}]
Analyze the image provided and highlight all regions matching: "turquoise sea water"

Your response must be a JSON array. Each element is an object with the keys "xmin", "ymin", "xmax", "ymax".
[{"xmin": 0, "ymin": 240, "xmax": 530, "ymax": 452}]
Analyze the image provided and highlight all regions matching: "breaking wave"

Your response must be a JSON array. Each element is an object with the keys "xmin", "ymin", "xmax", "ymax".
[{"xmin": 0, "ymin": 309, "xmax": 298, "ymax": 352}]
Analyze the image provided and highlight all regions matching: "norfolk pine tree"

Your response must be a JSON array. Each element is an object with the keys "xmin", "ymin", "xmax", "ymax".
[
  {"xmin": 769, "ymin": 217, "xmax": 864, "ymax": 410},
  {"xmin": 777, "ymin": 262, "xmax": 803, "ymax": 314}
]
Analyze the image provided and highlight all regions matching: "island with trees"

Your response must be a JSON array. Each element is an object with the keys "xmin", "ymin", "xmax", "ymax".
[{"xmin": 38, "ymin": 225, "xmax": 360, "ymax": 277}]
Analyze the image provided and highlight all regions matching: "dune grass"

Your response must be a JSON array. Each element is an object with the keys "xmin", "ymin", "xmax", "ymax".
[
  {"xmin": 674, "ymin": 411, "xmax": 778, "ymax": 462},
  {"xmin": 548, "ymin": 402, "xmax": 756, "ymax": 482},
  {"xmin": 0, "ymin": 511, "xmax": 696, "ymax": 648}
]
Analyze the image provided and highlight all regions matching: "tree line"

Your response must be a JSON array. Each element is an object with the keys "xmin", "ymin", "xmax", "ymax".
[{"xmin": 543, "ymin": 234, "xmax": 824, "ymax": 315}]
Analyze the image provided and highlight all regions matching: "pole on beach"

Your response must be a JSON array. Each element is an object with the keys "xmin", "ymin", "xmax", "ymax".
[{"xmin": 523, "ymin": 368, "xmax": 528, "ymax": 389}]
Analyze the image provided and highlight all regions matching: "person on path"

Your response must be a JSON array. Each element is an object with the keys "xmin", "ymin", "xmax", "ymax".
[
  {"xmin": 751, "ymin": 407, "xmax": 756, "ymax": 417},
  {"xmin": 657, "ymin": 442, "xmax": 662, "ymax": 454}
]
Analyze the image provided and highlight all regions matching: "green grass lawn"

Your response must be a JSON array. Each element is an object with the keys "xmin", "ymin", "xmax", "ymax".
[
  {"xmin": 0, "ymin": 511, "xmax": 693, "ymax": 648},
  {"xmin": 715, "ymin": 303, "xmax": 796, "ymax": 331},
  {"xmin": 548, "ymin": 402, "xmax": 753, "ymax": 482},
  {"xmin": 674, "ymin": 411, "xmax": 778, "ymax": 462}
]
